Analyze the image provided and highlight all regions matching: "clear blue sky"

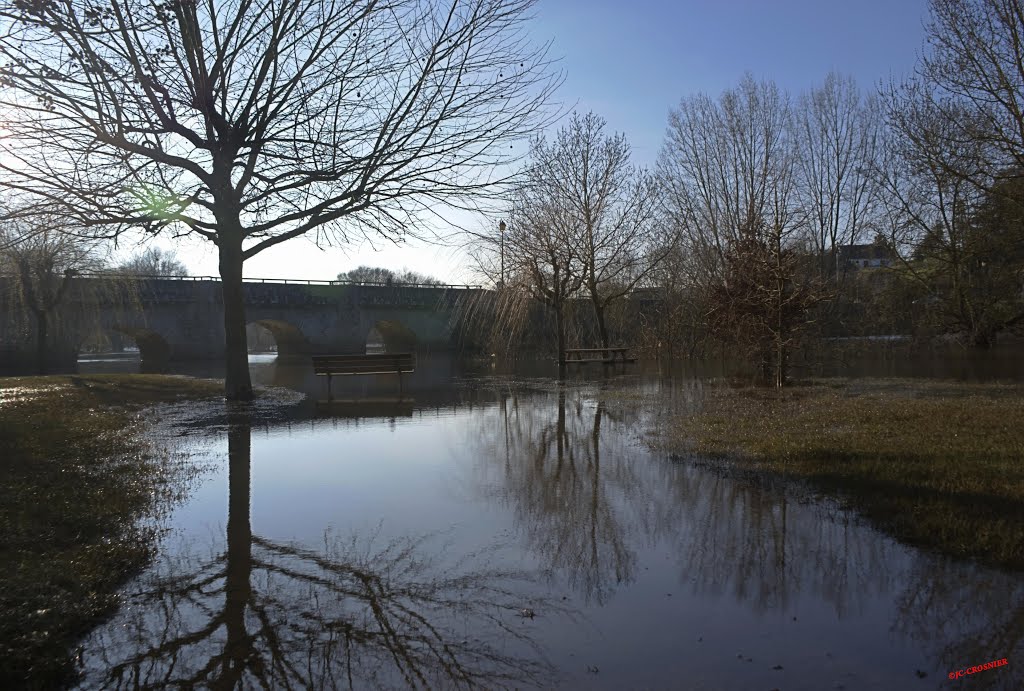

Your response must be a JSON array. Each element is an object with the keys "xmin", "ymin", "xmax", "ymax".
[
  {"xmin": 153, "ymin": 0, "xmax": 929, "ymax": 282},
  {"xmin": 535, "ymin": 0, "xmax": 927, "ymax": 165}
]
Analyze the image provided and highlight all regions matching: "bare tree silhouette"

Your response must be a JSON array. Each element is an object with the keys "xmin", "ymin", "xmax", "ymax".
[
  {"xmin": 0, "ymin": 0, "xmax": 559, "ymax": 399},
  {"xmin": 79, "ymin": 410, "xmax": 568, "ymax": 689}
]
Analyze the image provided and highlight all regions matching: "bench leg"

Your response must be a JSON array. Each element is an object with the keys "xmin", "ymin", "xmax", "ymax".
[
  {"xmin": 326, "ymin": 374, "xmax": 333, "ymax": 401},
  {"xmin": 397, "ymin": 369, "xmax": 403, "ymax": 396}
]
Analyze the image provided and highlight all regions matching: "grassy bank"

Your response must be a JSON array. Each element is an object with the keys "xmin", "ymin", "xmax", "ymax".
[
  {"xmin": 0, "ymin": 374, "xmax": 221, "ymax": 689},
  {"xmin": 661, "ymin": 379, "xmax": 1024, "ymax": 570}
]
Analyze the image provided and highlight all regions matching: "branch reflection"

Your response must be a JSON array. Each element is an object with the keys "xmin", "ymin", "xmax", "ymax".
[
  {"xmin": 482, "ymin": 384, "xmax": 647, "ymax": 604},
  {"xmin": 79, "ymin": 409, "xmax": 563, "ymax": 690},
  {"xmin": 473, "ymin": 380, "xmax": 1024, "ymax": 682}
]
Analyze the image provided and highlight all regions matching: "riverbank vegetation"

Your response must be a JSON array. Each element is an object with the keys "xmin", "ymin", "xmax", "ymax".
[
  {"xmin": 0, "ymin": 374, "xmax": 221, "ymax": 688},
  {"xmin": 660, "ymin": 379, "xmax": 1024, "ymax": 569}
]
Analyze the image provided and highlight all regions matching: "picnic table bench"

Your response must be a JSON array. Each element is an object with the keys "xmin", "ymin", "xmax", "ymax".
[
  {"xmin": 313, "ymin": 352, "xmax": 415, "ymax": 398},
  {"xmin": 561, "ymin": 347, "xmax": 636, "ymax": 365}
]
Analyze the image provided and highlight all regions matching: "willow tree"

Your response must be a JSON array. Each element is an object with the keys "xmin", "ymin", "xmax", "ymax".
[
  {"xmin": 0, "ymin": 0, "xmax": 557, "ymax": 399},
  {"xmin": 0, "ymin": 213, "xmax": 111, "ymax": 374}
]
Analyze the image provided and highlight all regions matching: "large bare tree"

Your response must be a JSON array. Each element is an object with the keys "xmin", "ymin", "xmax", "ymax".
[
  {"xmin": 878, "ymin": 0, "xmax": 1024, "ymax": 345},
  {"xmin": 0, "ymin": 0, "xmax": 557, "ymax": 398},
  {"xmin": 659, "ymin": 76, "xmax": 825, "ymax": 385},
  {"xmin": 659, "ymin": 76, "xmax": 800, "ymax": 280},
  {"xmin": 879, "ymin": 91, "xmax": 1024, "ymax": 345},
  {"xmin": 914, "ymin": 0, "xmax": 1024, "ymax": 185}
]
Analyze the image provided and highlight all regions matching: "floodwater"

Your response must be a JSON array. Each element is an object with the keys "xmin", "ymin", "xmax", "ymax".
[{"xmin": 71, "ymin": 354, "xmax": 1024, "ymax": 690}]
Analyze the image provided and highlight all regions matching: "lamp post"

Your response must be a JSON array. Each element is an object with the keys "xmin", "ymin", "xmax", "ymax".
[{"xmin": 499, "ymin": 220, "xmax": 506, "ymax": 288}]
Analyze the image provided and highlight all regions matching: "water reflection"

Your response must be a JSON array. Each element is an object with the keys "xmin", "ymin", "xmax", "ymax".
[
  {"xmin": 72, "ymin": 374, "xmax": 1024, "ymax": 690},
  {"xmin": 77, "ymin": 409, "xmax": 564, "ymax": 690},
  {"xmin": 469, "ymin": 382, "xmax": 1024, "ymax": 689},
  {"xmin": 893, "ymin": 561, "xmax": 1024, "ymax": 683},
  {"xmin": 481, "ymin": 384, "xmax": 644, "ymax": 604}
]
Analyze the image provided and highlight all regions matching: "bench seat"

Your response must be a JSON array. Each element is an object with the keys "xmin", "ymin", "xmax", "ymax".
[{"xmin": 313, "ymin": 353, "xmax": 415, "ymax": 397}]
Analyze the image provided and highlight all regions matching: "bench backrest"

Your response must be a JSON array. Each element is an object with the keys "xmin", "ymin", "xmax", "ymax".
[{"xmin": 312, "ymin": 352, "xmax": 415, "ymax": 375}]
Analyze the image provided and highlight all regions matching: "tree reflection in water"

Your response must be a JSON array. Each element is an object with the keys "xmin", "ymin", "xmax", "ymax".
[
  {"xmin": 472, "ymin": 380, "xmax": 1024, "ymax": 686},
  {"xmin": 78, "ymin": 408, "xmax": 563, "ymax": 690},
  {"xmin": 481, "ymin": 382, "xmax": 648, "ymax": 604},
  {"xmin": 892, "ymin": 560, "xmax": 1024, "ymax": 685}
]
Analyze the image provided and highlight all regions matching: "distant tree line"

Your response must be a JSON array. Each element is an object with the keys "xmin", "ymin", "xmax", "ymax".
[
  {"xmin": 336, "ymin": 266, "xmax": 442, "ymax": 286},
  {"xmin": 467, "ymin": 0, "xmax": 1024, "ymax": 385},
  {"xmin": 117, "ymin": 247, "xmax": 189, "ymax": 277}
]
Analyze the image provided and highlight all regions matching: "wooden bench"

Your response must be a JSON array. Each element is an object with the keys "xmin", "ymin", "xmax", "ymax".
[
  {"xmin": 312, "ymin": 353, "xmax": 415, "ymax": 398},
  {"xmin": 561, "ymin": 347, "xmax": 636, "ymax": 365}
]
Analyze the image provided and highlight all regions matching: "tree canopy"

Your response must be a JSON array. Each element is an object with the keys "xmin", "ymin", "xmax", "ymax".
[
  {"xmin": 118, "ymin": 247, "xmax": 188, "ymax": 276},
  {"xmin": 336, "ymin": 265, "xmax": 442, "ymax": 285},
  {"xmin": 0, "ymin": 0, "xmax": 557, "ymax": 397}
]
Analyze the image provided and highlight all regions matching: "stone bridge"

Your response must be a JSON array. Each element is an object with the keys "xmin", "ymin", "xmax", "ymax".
[{"xmin": 1, "ymin": 276, "xmax": 488, "ymax": 368}]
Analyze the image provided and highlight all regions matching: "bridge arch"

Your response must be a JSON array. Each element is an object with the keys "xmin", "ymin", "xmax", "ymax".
[
  {"xmin": 105, "ymin": 327, "xmax": 171, "ymax": 363},
  {"xmin": 366, "ymin": 320, "xmax": 417, "ymax": 354},
  {"xmin": 247, "ymin": 319, "xmax": 310, "ymax": 359}
]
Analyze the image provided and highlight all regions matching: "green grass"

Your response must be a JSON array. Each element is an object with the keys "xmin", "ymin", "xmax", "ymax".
[
  {"xmin": 661, "ymin": 378, "xmax": 1024, "ymax": 570},
  {"xmin": 0, "ymin": 374, "xmax": 222, "ymax": 689}
]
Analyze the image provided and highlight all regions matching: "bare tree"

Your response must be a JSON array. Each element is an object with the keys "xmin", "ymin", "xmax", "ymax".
[
  {"xmin": 876, "ymin": 0, "xmax": 1024, "ymax": 346},
  {"xmin": 707, "ymin": 220, "xmax": 827, "ymax": 387},
  {"xmin": 465, "ymin": 114, "xmax": 666, "ymax": 359},
  {"xmin": 914, "ymin": 0, "xmax": 1024, "ymax": 186},
  {"xmin": 659, "ymin": 76, "xmax": 823, "ymax": 385},
  {"xmin": 794, "ymin": 73, "xmax": 883, "ymax": 277},
  {"xmin": 0, "ymin": 0, "xmax": 558, "ymax": 398},
  {"xmin": 878, "ymin": 91, "xmax": 1024, "ymax": 345},
  {"xmin": 0, "ymin": 214, "xmax": 110, "ymax": 373},
  {"xmin": 659, "ymin": 76, "xmax": 796, "ymax": 289},
  {"xmin": 524, "ymin": 112, "xmax": 667, "ymax": 349},
  {"xmin": 118, "ymin": 246, "xmax": 188, "ymax": 276},
  {"xmin": 503, "ymin": 168, "xmax": 586, "ymax": 361}
]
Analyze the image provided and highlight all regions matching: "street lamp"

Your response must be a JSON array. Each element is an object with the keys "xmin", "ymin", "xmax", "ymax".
[{"xmin": 499, "ymin": 220, "xmax": 506, "ymax": 288}]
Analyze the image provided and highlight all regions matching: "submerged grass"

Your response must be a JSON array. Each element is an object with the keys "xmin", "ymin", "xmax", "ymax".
[
  {"xmin": 660, "ymin": 378, "xmax": 1024, "ymax": 570},
  {"xmin": 0, "ymin": 374, "xmax": 221, "ymax": 689}
]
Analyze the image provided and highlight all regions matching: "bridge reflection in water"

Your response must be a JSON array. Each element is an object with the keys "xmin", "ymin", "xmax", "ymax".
[{"xmin": 71, "ymin": 371, "xmax": 1024, "ymax": 690}]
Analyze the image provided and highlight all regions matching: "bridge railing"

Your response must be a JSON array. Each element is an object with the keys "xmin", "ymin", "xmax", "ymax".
[{"xmin": 72, "ymin": 273, "xmax": 483, "ymax": 290}]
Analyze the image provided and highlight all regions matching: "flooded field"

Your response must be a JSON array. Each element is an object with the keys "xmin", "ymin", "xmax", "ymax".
[{"xmin": 70, "ymin": 355, "xmax": 1024, "ymax": 689}]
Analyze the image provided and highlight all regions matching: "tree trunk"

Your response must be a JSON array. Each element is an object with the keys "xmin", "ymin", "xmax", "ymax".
[
  {"xmin": 34, "ymin": 310, "xmax": 48, "ymax": 375},
  {"xmin": 592, "ymin": 297, "xmax": 610, "ymax": 349},
  {"xmin": 970, "ymin": 322, "xmax": 995, "ymax": 348},
  {"xmin": 555, "ymin": 301, "xmax": 567, "ymax": 364},
  {"xmin": 223, "ymin": 412, "xmax": 252, "ymax": 687},
  {"xmin": 219, "ymin": 237, "xmax": 254, "ymax": 401},
  {"xmin": 774, "ymin": 336, "xmax": 787, "ymax": 388}
]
